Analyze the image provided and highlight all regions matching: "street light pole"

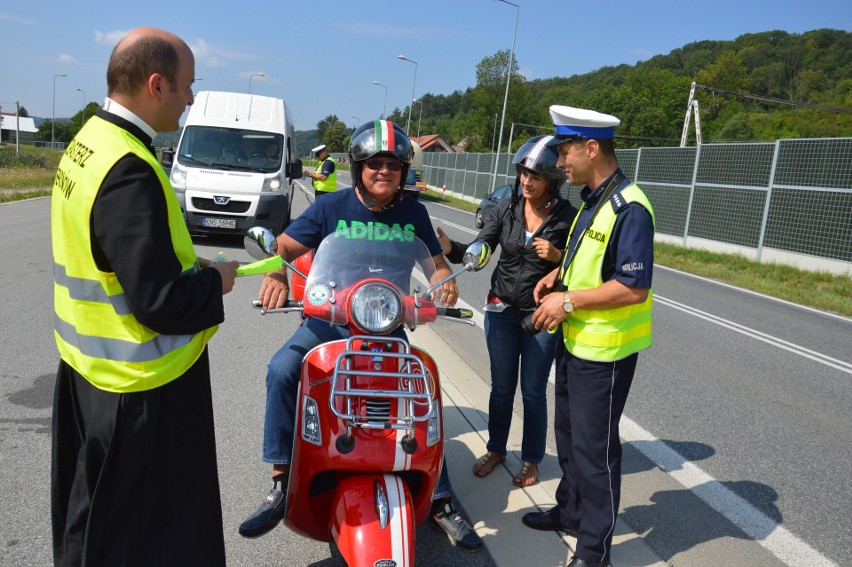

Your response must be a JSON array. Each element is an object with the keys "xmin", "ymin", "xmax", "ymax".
[
  {"xmin": 351, "ymin": 115, "xmax": 359, "ymax": 132},
  {"xmin": 249, "ymin": 72, "xmax": 265, "ymax": 94},
  {"xmin": 52, "ymin": 73, "xmax": 67, "ymax": 146},
  {"xmin": 491, "ymin": 0, "xmax": 518, "ymax": 192},
  {"xmin": 413, "ymin": 99, "xmax": 423, "ymax": 139},
  {"xmin": 397, "ymin": 55, "xmax": 418, "ymax": 134},
  {"xmin": 372, "ymin": 81, "xmax": 388, "ymax": 118},
  {"xmin": 76, "ymin": 88, "xmax": 86, "ymax": 127}
]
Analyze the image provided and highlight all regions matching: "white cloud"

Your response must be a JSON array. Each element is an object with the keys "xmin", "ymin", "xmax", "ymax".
[
  {"xmin": 189, "ymin": 38, "xmax": 259, "ymax": 68},
  {"xmin": 94, "ymin": 30, "xmax": 129, "ymax": 47},
  {"xmin": 0, "ymin": 12, "xmax": 36, "ymax": 25},
  {"xmin": 58, "ymin": 54, "xmax": 78, "ymax": 64}
]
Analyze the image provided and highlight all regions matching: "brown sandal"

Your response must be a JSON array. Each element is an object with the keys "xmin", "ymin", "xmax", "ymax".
[
  {"xmin": 472, "ymin": 451, "xmax": 505, "ymax": 477},
  {"xmin": 512, "ymin": 462, "xmax": 538, "ymax": 487}
]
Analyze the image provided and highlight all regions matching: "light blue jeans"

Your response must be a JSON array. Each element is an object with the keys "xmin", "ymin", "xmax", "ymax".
[{"xmin": 262, "ymin": 317, "xmax": 451, "ymax": 499}]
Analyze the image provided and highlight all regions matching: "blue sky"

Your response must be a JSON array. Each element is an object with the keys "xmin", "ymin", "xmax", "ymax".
[{"xmin": 2, "ymin": 0, "xmax": 850, "ymax": 131}]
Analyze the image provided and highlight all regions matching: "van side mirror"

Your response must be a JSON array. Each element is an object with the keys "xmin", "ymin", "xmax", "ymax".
[
  {"xmin": 161, "ymin": 147, "xmax": 175, "ymax": 168},
  {"xmin": 286, "ymin": 159, "xmax": 303, "ymax": 180}
]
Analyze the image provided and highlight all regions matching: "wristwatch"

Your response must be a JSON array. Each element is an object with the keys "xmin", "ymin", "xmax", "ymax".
[{"xmin": 562, "ymin": 291, "xmax": 575, "ymax": 314}]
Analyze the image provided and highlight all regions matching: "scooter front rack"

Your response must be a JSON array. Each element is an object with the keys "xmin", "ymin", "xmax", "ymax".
[{"xmin": 329, "ymin": 335, "xmax": 435, "ymax": 430}]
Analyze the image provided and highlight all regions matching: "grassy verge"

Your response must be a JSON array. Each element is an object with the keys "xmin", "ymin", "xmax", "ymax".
[{"xmin": 2, "ymin": 156, "xmax": 849, "ymax": 317}]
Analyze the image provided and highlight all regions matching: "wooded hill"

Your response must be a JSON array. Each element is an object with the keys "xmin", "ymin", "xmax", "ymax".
[{"xmin": 381, "ymin": 28, "xmax": 851, "ymax": 151}]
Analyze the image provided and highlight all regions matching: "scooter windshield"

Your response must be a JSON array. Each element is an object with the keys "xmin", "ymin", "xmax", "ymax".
[{"xmin": 304, "ymin": 228, "xmax": 438, "ymax": 309}]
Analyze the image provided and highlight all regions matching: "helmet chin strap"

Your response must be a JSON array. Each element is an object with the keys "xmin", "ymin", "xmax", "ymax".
[{"xmin": 356, "ymin": 185, "xmax": 400, "ymax": 212}]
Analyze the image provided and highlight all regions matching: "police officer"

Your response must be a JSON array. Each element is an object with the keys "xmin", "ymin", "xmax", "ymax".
[
  {"xmin": 523, "ymin": 105, "xmax": 655, "ymax": 567},
  {"xmin": 305, "ymin": 143, "xmax": 337, "ymax": 198}
]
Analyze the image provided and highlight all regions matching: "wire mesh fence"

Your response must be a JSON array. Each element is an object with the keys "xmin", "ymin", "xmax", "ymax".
[{"xmin": 421, "ymin": 138, "xmax": 852, "ymax": 270}]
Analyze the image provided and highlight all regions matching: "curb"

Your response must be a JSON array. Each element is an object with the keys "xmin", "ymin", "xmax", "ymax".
[{"xmin": 409, "ymin": 325, "xmax": 667, "ymax": 567}]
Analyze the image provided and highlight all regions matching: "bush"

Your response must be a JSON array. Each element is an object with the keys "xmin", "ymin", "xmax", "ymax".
[{"xmin": 0, "ymin": 147, "xmax": 49, "ymax": 168}]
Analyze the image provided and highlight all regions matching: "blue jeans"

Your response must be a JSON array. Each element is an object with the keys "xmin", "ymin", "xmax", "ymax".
[
  {"xmin": 263, "ymin": 317, "xmax": 451, "ymax": 499},
  {"xmin": 483, "ymin": 306, "xmax": 557, "ymax": 464}
]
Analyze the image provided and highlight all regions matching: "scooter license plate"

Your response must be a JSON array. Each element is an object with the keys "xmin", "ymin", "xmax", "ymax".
[{"xmin": 202, "ymin": 217, "xmax": 237, "ymax": 229}]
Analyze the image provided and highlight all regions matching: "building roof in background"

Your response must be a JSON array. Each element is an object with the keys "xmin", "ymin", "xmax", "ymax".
[
  {"xmin": 411, "ymin": 134, "xmax": 455, "ymax": 153},
  {"xmin": 0, "ymin": 113, "xmax": 38, "ymax": 133}
]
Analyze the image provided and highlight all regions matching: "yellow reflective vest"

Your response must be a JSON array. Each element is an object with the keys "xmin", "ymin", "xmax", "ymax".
[
  {"xmin": 560, "ymin": 183, "xmax": 655, "ymax": 362},
  {"xmin": 313, "ymin": 157, "xmax": 337, "ymax": 192},
  {"xmin": 51, "ymin": 115, "xmax": 218, "ymax": 393}
]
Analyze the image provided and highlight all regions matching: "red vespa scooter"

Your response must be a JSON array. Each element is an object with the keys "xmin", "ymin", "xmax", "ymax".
[{"xmin": 243, "ymin": 226, "xmax": 491, "ymax": 567}]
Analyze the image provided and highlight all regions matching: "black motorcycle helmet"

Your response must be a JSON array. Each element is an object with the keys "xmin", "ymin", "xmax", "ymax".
[
  {"xmin": 511, "ymin": 135, "xmax": 567, "ymax": 202},
  {"xmin": 349, "ymin": 120, "xmax": 413, "ymax": 191}
]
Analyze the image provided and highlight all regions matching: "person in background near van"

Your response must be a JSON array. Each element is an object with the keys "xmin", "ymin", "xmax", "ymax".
[
  {"xmin": 263, "ymin": 139, "xmax": 281, "ymax": 165},
  {"xmin": 305, "ymin": 143, "xmax": 337, "ymax": 197},
  {"xmin": 50, "ymin": 27, "xmax": 238, "ymax": 567},
  {"xmin": 523, "ymin": 105, "xmax": 655, "ymax": 567},
  {"xmin": 437, "ymin": 135, "xmax": 575, "ymax": 488},
  {"xmin": 240, "ymin": 120, "xmax": 483, "ymax": 553}
]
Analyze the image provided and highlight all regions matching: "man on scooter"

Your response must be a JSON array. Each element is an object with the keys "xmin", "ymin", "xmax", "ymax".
[{"xmin": 240, "ymin": 120, "xmax": 483, "ymax": 553}]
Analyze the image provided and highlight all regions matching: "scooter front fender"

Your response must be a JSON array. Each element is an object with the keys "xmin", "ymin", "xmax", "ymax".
[{"xmin": 331, "ymin": 473, "xmax": 415, "ymax": 567}]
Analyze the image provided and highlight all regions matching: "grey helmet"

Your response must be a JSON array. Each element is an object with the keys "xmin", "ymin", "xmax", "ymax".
[
  {"xmin": 511, "ymin": 135, "xmax": 566, "ymax": 198},
  {"xmin": 349, "ymin": 120, "xmax": 413, "ymax": 191}
]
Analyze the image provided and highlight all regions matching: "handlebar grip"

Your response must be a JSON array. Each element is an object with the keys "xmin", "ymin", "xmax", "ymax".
[
  {"xmin": 439, "ymin": 307, "xmax": 473, "ymax": 319},
  {"xmin": 252, "ymin": 299, "xmax": 304, "ymax": 309}
]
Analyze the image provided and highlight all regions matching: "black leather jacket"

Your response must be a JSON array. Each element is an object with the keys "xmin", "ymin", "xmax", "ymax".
[{"xmin": 447, "ymin": 195, "xmax": 576, "ymax": 310}]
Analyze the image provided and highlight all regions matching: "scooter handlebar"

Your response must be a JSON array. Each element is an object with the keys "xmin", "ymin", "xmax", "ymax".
[{"xmin": 251, "ymin": 299, "xmax": 304, "ymax": 314}]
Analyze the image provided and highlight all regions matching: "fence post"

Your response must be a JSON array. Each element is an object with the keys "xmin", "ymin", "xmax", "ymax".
[
  {"xmin": 682, "ymin": 145, "xmax": 701, "ymax": 245},
  {"xmin": 756, "ymin": 140, "xmax": 782, "ymax": 262}
]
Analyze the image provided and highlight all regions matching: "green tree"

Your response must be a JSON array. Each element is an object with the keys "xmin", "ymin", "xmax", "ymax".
[
  {"xmin": 315, "ymin": 114, "xmax": 340, "ymax": 144},
  {"xmin": 322, "ymin": 120, "xmax": 348, "ymax": 152}
]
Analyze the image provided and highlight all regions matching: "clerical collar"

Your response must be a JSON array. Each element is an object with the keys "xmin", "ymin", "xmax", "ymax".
[{"xmin": 102, "ymin": 97, "xmax": 157, "ymax": 140}]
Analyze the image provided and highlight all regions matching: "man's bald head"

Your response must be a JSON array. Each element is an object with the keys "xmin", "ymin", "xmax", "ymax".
[{"xmin": 107, "ymin": 27, "xmax": 192, "ymax": 98}]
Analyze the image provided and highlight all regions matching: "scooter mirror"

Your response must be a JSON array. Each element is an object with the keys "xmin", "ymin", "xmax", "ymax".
[
  {"xmin": 462, "ymin": 241, "xmax": 492, "ymax": 272},
  {"xmin": 244, "ymin": 226, "xmax": 278, "ymax": 260}
]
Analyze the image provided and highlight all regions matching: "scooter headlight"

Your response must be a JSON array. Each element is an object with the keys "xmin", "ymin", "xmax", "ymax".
[
  {"xmin": 350, "ymin": 283, "xmax": 403, "ymax": 334},
  {"xmin": 302, "ymin": 396, "xmax": 322, "ymax": 446}
]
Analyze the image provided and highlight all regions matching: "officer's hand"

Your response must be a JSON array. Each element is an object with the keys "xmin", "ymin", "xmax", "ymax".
[
  {"xmin": 259, "ymin": 271, "xmax": 290, "ymax": 309},
  {"xmin": 531, "ymin": 292, "xmax": 567, "ymax": 333},
  {"xmin": 533, "ymin": 269, "xmax": 558, "ymax": 303}
]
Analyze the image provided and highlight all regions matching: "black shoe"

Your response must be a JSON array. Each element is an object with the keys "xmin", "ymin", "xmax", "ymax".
[
  {"xmin": 521, "ymin": 509, "xmax": 579, "ymax": 537},
  {"xmin": 567, "ymin": 557, "xmax": 609, "ymax": 567},
  {"xmin": 428, "ymin": 497, "xmax": 483, "ymax": 552},
  {"xmin": 239, "ymin": 473, "xmax": 287, "ymax": 538}
]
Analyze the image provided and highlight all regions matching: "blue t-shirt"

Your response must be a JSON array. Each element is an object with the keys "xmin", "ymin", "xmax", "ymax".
[{"xmin": 285, "ymin": 188, "xmax": 442, "ymax": 292}]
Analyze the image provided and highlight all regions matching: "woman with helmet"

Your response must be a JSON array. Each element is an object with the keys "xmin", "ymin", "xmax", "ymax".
[
  {"xmin": 239, "ymin": 120, "xmax": 483, "ymax": 553},
  {"xmin": 437, "ymin": 135, "xmax": 577, "ymax": 487}
]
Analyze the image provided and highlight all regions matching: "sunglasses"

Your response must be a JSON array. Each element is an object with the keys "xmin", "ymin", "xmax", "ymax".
[{"xmin": 363, "ymin": 158, "xmax": 403, "ymax": 172}]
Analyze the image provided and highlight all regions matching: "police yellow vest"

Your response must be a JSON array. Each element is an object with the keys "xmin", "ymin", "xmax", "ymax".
[
  {"xmin": 51, "ymin": 115, "xmax": 218, "ymax": 393},
  {"xmin": 560, "ymin": 183, "xmax": 655, "ymax": 362},
  {"xmin": 313, "ymin": 156, "xmax": 337, "ymax": 192}
]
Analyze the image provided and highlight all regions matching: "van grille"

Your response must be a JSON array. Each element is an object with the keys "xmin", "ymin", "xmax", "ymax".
[{"xmin": 192, "ymin": 197, "xmax": 251, "ymax": 213}]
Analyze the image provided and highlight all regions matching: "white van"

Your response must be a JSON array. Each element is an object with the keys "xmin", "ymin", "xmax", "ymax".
[{"xmin": 167, "ymin": 90, "xmax": 302, "ymax": 235}]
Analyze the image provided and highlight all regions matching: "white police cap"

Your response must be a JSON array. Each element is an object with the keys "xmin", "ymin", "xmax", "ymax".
[
  {"xmin": 549, "ymin": 105, "xmax": 620, "ymax": 140},
  {"xmin": 311, "ymin": 144, "xmax": 327, "ymax": 154}
]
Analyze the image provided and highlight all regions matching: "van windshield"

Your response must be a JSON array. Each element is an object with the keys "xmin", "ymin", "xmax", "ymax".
[{"xmin": 177, "ymin": 126, "xmax": 284, "ymax": 173}]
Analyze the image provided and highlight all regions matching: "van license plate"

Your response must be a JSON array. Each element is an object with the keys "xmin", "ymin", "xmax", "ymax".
[{"xmin": 202, "ymin": 217, "xmax": 236, "ymax": 229}]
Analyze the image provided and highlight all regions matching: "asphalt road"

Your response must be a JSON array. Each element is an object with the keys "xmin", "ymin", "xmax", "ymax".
[{"xmin": 1, "ymin": 176, "xmax": 849, "ymax": 566}]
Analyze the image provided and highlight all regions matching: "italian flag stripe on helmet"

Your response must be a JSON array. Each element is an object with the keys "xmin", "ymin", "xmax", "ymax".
[{"xmin": 375, "ymin": 119, "xmax": 394, "ymax": 152}]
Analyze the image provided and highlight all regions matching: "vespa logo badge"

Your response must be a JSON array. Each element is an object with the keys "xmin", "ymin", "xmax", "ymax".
[
  {"xmin": 374, "ymin": 561, "xmax": 397, "ymax": 567},
  {"xmin": 213, "ymin": 196, "xmax": 230, "ymax": 205}
]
